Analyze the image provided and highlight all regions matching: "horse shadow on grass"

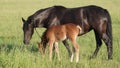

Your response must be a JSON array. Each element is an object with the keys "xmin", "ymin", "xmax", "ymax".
[
  {"xmin": 0, "ymin": 44, "xmax": 14, "ymax": 53},
  {"xmin": 0, "ymin": 36, "xmax": 40, "ymax": 54},
  {"xmin": 0, "ymin": 43, "xmax": 40, "ymax": 54}
]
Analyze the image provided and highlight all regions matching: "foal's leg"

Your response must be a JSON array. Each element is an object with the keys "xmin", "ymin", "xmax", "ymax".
[
  {"xmin": 71, "ymin": 46, "xmax": 75, "ymax": 62},
  {"xmin": 62, "ymin": 40, "xmax": 72, "ymax": 57},
  {"xmin": 54, "ymin": 42, "xmax": 60, "ymax": 61},
  {"xmin": 91, "ymin": 30, "xmax": 102, "ymax": 58},
  {"xmin": 49, "ymin": 40, "xmax": 54, "ymax": 61},
  {"xmin": 71, "ymin": 38, "xmax": 79, "ymax": 63},
  {"xmin": 74, "ymin": 43, "xmax": 79, "ymax": 63}
]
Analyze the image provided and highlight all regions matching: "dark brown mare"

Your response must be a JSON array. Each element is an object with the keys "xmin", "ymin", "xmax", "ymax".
[
  {"xmin": 22, "ymin": 5, "xmax": 112, "ymax": 60},
  {"xmin": 37, "ymin": 23, "xmax": 82, "ymax": 63}
]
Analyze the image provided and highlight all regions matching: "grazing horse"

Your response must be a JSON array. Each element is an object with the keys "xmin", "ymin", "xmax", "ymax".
[
  {"xmin": 22, "ymin": 5, "xmax": 112, "ymax": 59},
  {"xmin": 37, "ymin": 23, "xmax": 82, "ymax": 62}
]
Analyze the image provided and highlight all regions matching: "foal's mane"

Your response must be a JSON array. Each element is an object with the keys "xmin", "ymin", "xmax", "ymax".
[{"xmin": 41, "ymin": 30, "xmax": 48, "ymax": 46}]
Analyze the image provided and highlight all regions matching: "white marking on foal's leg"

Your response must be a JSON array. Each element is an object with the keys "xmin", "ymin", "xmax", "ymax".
[
  {"xmin": 76, "ymin": 49, "xmax": 79, "ymax": 63},
  {"xmin": 71, "ymin": 46, "xmax": 75, "ymax": 62},
  {"xmin": 55, "ymin": 42, "xmax": 60, "ymax": 61},
  {"xmin": 70, "ymin": 53, "xmax": 74, "ymax": 62}
]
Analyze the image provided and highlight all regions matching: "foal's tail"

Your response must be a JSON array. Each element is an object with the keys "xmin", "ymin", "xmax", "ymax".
[
  {"xmin": 105, "ymin": 9, "xmax": 112, "ymax": 44},
  {"xmin": 77, "ymin": 25, "xmax": 83, "ymax": 34}
]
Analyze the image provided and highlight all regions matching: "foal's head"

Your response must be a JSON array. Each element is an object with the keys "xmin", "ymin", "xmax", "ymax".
[
  {"xmin": 37, "ymin": 41, "xmax": 47, "ymax": 54},
  {"xmin": 37, "ymin": 31, "xmax": 48, "ymax": 54},
  {"xmin": 37, "ymin": 42, "xmax": 44, "ymax": 54}
]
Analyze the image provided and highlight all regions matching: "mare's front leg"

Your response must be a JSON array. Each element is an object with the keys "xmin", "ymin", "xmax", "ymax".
[{"xmin": 62, "ymin": 40, "xmax": 72, "ymax": 57}]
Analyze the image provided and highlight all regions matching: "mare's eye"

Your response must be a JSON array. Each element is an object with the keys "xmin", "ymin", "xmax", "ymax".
[{"xmin": 41, "ymin": 14, "xmax": 43, "ymax": 16}]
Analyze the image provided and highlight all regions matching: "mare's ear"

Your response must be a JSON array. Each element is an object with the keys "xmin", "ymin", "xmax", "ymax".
[{"xmin": 22, "ymin": 17, "xmax": 26, "ymax": 23}]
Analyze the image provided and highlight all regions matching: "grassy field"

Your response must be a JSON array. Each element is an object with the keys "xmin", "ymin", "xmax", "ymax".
[{"xmin": 0, "ymin": 0, "xmax": 120, "ymax": 68}]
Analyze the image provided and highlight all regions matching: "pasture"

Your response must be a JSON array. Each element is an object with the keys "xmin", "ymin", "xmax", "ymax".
[{"xmin": 0, "ymin": 0, "xmax": 120, "ymax": 68}]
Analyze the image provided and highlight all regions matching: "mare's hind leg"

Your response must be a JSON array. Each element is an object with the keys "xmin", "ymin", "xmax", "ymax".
[
  {"xmin": 102, "ymin": 33, "xmax": 112, "ymax": 59},
  {"xmin": 93, "ymin": 22, "xmax": 112, "ymax": 59},
  {"xmin": 62, "ymin": 40, "xmax": 72, "ymax": 57},
  {"xmin": 91, "ymin": 30, "xmax": 102, "ymax": 58}
]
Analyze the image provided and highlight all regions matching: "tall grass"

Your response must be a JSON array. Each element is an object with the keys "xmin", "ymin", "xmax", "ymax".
[{"xmin": 0, "ymin": 0, "xmax": 120, "ymax": 68}]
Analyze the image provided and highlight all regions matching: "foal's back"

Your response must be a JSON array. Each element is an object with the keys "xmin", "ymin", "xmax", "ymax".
[{"xmin": 46, "ymin": 23, "xmax": 80, "ymax": 42}]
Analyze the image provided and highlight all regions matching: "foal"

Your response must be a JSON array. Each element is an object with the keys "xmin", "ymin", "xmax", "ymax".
[{"xmin": 37, "ymin": 23, "xmax": 82, "ymax": 63}]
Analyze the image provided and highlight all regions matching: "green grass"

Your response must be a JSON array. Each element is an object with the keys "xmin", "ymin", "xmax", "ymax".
[{"xmin": 0, "ymin": 0, "xmax": 120, "ymax": 68}]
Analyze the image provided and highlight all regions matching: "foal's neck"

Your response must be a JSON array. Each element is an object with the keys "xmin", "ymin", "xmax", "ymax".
[{"xmin": 41, "ymin": 30, "xmax": 48, "ymax": 45}]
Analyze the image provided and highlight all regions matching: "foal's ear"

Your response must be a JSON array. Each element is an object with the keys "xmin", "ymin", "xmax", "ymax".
[
  {"xmin": 37, "ymin": 42, "xmax": 40, "ymax": 48},
  {"xmin": 37, "ymin": 42, "xmax": 40, "ymax": 45},
  {"xmin": 22, "ymin": 17, "xmax": 26, "ymax": 23}
]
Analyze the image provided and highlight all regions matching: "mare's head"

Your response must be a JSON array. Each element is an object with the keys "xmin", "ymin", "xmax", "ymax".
[
  {"xmin": 22, "ymin": 6, "xmax": 64, "ymax": 44},
  {"xmin": 22, "ymin": 7, "xmax": 52, "ymax": 45},
  {"xmin": 22, "ymin": 17, "xmax": 34, "ymax": 45}
]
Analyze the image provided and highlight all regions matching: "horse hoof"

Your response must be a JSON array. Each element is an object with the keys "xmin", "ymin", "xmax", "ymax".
[
  {"xmin": 89, "ymin": 56, "xmax": 96, "ymax": 59},
  {"xmin": 108, "ymin": 57, "xmax": 113, "ymax": 60}
]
